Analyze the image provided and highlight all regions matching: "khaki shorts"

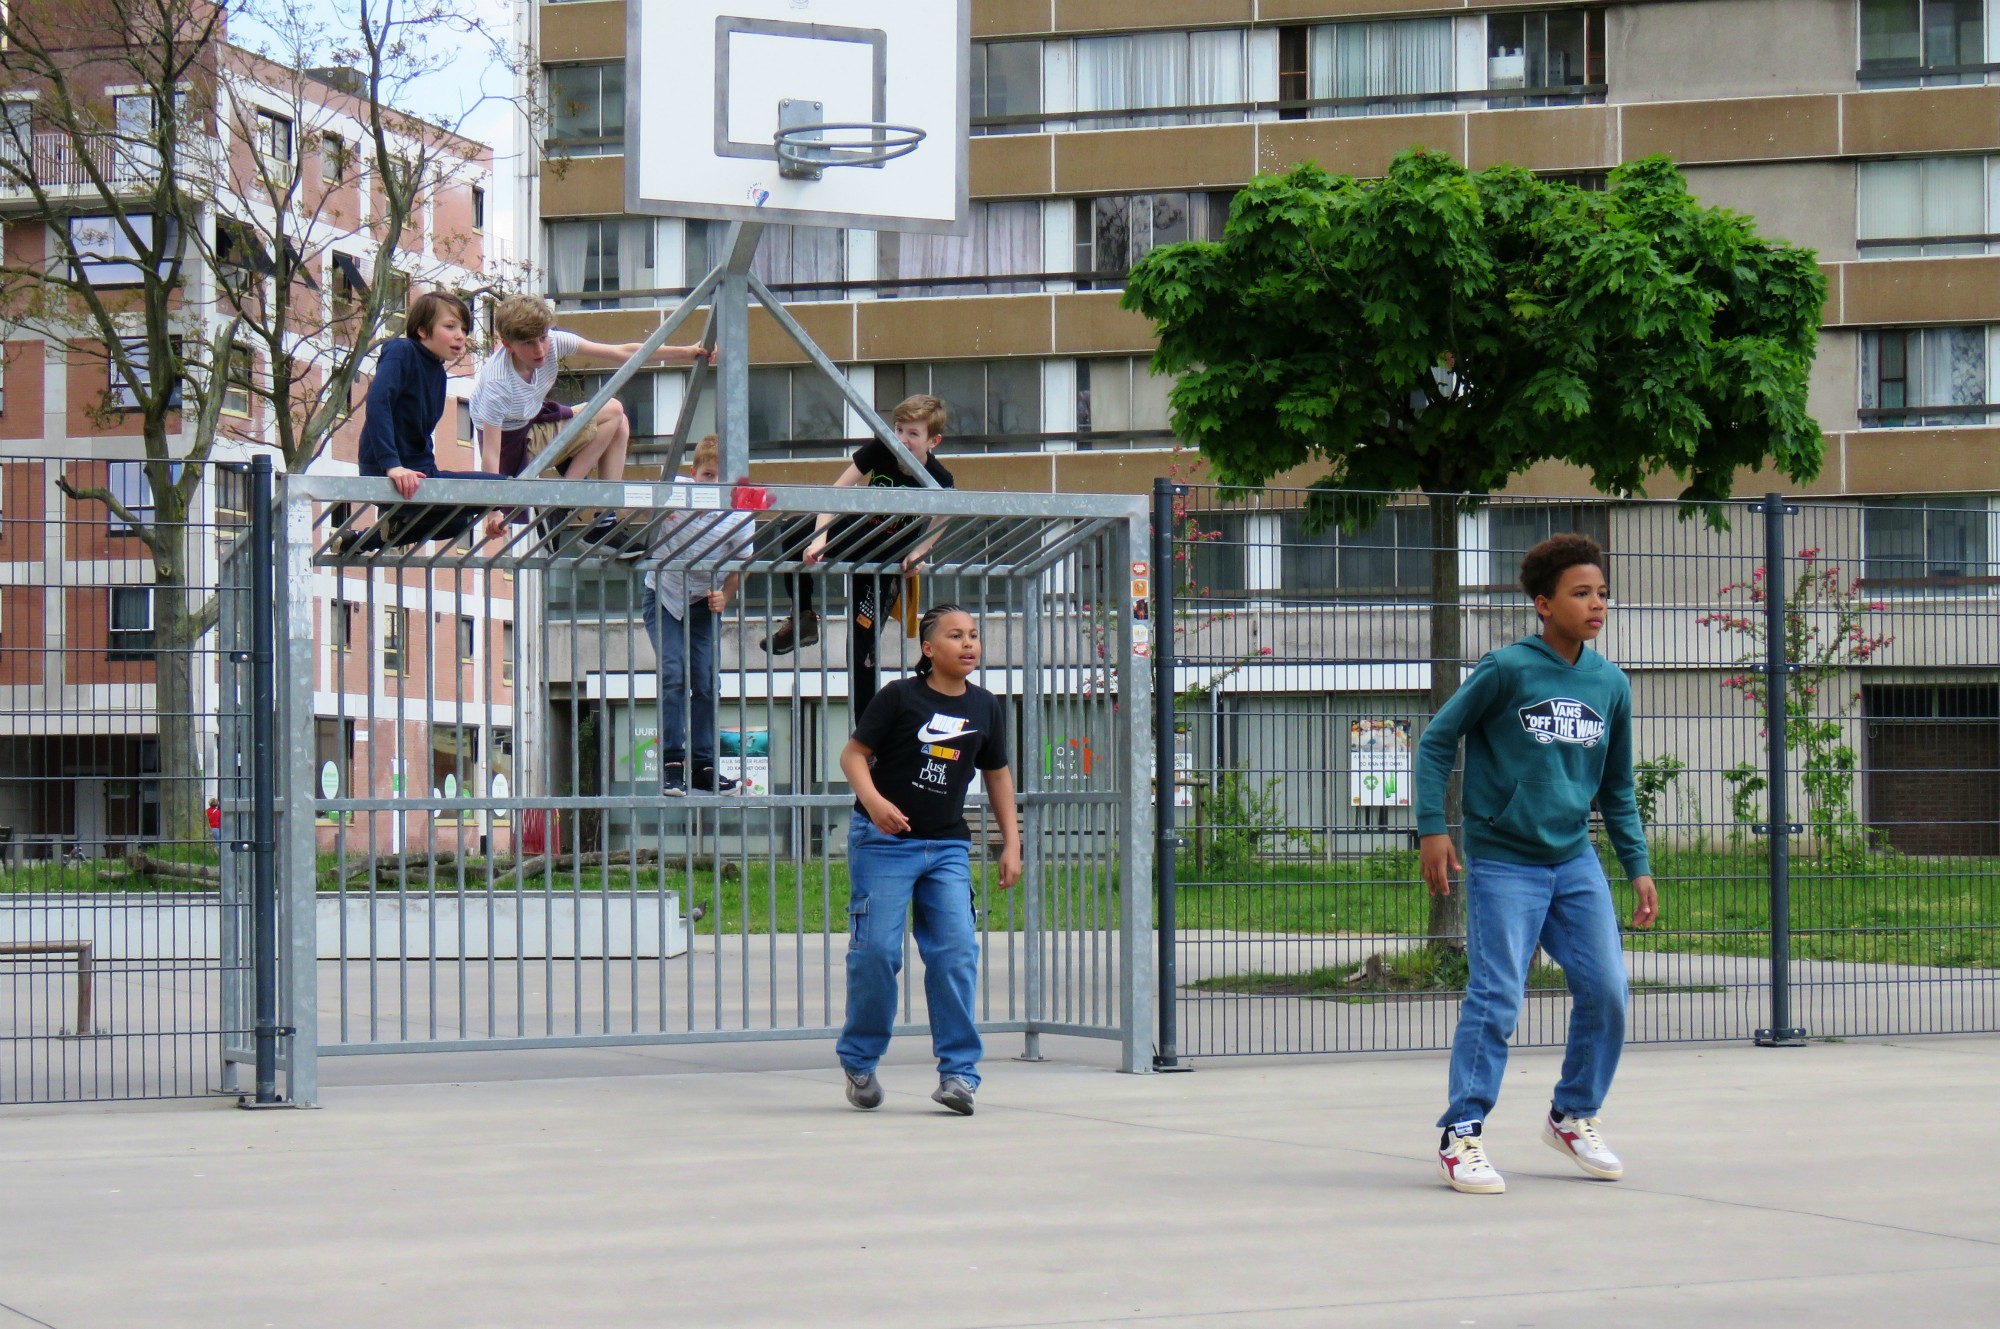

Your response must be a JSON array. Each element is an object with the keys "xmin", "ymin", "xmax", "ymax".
[{"xmin": 500, "ymin": 413, "xmax": 600, "ymax": 477}]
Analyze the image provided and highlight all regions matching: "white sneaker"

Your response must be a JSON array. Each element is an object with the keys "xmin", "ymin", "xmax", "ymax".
[
  {"xmin": 1542, "ymin": 1110, "xmax": 1624, "ymax": 1180},
  {"xmin": 1437, "ymin": 1125, "xmax": 1506, "ymax": 1194}
]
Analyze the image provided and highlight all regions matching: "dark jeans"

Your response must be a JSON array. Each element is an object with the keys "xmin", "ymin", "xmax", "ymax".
[
  {"xmin": 640, "ymin": 589, "xmax": 719, "ymax": 770},
  {"xmin": 359, "ymin": 467, "xmax": 505, "ymax": 547}
]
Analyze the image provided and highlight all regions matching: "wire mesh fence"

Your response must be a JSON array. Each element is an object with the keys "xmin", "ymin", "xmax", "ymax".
[
  {"xmin": 1156, "ymin": 483, "xmax": 2000, "ymax": 1059},
  {"xmin": 0, "ymin": 457, "xmax": 256, "ymax": 1103}
]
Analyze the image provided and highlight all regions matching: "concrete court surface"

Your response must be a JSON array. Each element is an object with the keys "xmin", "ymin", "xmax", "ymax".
[{"xmin": 2, "ymin": 1036, "xmax": 1998, "ymax": 1329}]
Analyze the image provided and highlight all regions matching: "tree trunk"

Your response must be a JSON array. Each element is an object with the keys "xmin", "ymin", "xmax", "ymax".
[
  {"xmin": 1425, "ymin": 493, "xmax": 1467, "ymax": 950},
  {"xmin": 150, "ymin": 525, "xmax": 206, "ymax": 846}
]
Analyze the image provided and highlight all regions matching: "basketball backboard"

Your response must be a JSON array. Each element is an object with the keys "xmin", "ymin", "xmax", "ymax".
[{"xmin": 626, "ymin": 0, "xmax": 970, "ymax": 235}]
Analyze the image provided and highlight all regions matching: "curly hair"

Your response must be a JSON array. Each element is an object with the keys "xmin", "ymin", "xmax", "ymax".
[{"xmin": 1519, "ymin": 533, "xmax": 1607, "ymax": 604}]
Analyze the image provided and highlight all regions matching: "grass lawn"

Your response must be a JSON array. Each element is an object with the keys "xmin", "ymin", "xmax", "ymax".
[
  {"xmin": 1185, "ymin": 948, "xmax": 1727, "ymax": 1001},
  {"xmin": 1170, "ymin": 847, "xmax": 2000, "ymax": 969},
  {"xmin": 7, "ymin": 843, "xmax": 1993, "ymax": 968}
]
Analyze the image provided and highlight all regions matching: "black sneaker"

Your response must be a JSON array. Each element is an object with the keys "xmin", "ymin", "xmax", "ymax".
[
  {"xmin": 582, "ymin": 515, "xmax": 644, "ymax": 554},
  {"xmin": 691, "ymin": 766, "xmax": 739, "ymax": 796},
  {"xmin": 932, "ymin": 1076, "xmax": 976, "ymax": 1116},
  {"xmin": 760, "ymin": 612, "xmax": 820, "ymax": 655},
  {"xmin": 844, "ymin": 1069, "xmax": 883, "ymax": 1110},
  {"xmin": 661, "ymin": 762, "xmax": 688, "ymax": 797}
]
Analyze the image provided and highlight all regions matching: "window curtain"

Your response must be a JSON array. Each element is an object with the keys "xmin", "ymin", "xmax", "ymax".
[
  {"xmin": 883, "ymin": 202, "xmax": 1042, "ymax": 297},
  {"xmin": 615, "ymin": 219, "xmax": 654, "ymax": 308},
  {"xmin": 752, "ymin": 224, "xmax": 845, "ymax": 301},
  {"xmin": 1188, "ymin": 31, "xmax": 1246, "ymax": 123},
  {"xmin": 1922, "ymin": 326, "xmax": 1989, "ymax": 422},
  {"xmin": 1077, "ymin": 33, "xmax": 1190, "ymax": 128},
  {"xmin": 1311, "ymin": 19, "xmax": 1453, "ymax": 118},
  {"xmin": 547, "ymin": 222, "xmax": 591, "ymax": 306}
]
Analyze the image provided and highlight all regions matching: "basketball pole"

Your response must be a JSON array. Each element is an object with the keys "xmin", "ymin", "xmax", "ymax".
[{"xmin": 523, "ymin": 220, "xmax": 939, "ymax": 491}]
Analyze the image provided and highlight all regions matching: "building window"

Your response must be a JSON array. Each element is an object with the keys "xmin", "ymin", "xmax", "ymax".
[
  {"xmin": 109, "ymin": 338, "xmax": 183, "ymax": 411},
  {"xmin": 1484, "ymin": 9, "xmax": 1608, "ymax": 107},
  {"xmin": 330, "ymin": 599, "xmax": 357, "ymax": 651},
  {"xmin": 1308, "ymin": 19, "xmax": 1456, "ymax": 117},
  {"xmin": 430, "ymin": 724, "xmax": 479, "ymax": 817},
  {"xmin": 490, "ymin": 726, "xmax": 514, "ymax": 817},
  {"xmin": 547, "ymin": 217, "xmax": 664, "ymax": 309},
  {"xmin": 1858, "ymin": 156, "xmax": 1996, "ymax": 255},
  {"xmin": 546, "ymin": 62, "xmax": 624, "ymax": 155},
  {"xmin": 972, "ymin": 39, "xmax": 1044, "ymax": 135},
  {"xmin": 878, "ymin": 201, "xmax": 1044, "ymax": 298},
  {"xmin": 1860, "ymin": 0, "xmax": 1991, "ymax": 84},
  {"xmin": 685, "ymin": 219, "xmax": 847, "ymax": 302},
  {"xmin": 68, "ymin": 213, "xmax": 180, "ymax": 286},
  {"xmin": 875, "ymin": 360, "xmax": 1043, "ymax": 445},
  {"xmin": 457, "ymin": 614, "xmax": 475, "ymax": 662},
  {"xmin": 382, "ymin": 606, "xmax": 407, "ymax": 675},
  {"xmin": 500, "ymin": 621, "xmax": 515, "ymax": 685},
  {"xmin": 381, "ymin": 269, "xmax": 409, "ymax": 334},
  {"xmin": 1072, "ymin": 30, "xmax": 1250, "ymax": 128},
  {"xmin": 106, "ymin": 460, "xmax": 155, "ymax": 530},
  {"xmin": 214, "ymin": 464, "xmax": 252, "ymax": 525},
  {"xmin": 331, "ymin": 251, "xmax": 366, "ymax": 310},
  {"xmin": 1183, "ymin": 511, "xmax": 1251, "ymax": 596},
  {"xmin": 749, "ymin": 365, "xmax": 849, "ymax": 446},
  {"xmin": 1075, "ymin": 193, "xmax": 1232, "ymax": 289},
  {"xmin": 1280, "ymin": 505, "xmax": 1431, "ymax": 598},
  {"xmin": 314, "ymin": 717, "xmax": 355, "ymax": 810},
  {"xmin": 319, "ymin": 132, "xmax": 349, "ymax": 184},
  {"xmin": 1077, "ymin": 357, "xmax": 1172, "ymax": 441},
  {"xmin": 254, "ymin": 109, "xmax": 294, "ymax": 177},
  {"xmin": 1861, "ymin": 326, "xmax": 1995, "ymax": 425},
  {"xmin": 1489, "ymin": 504, "xmax": 1612, "ymax": 586},
  {"xmin": 1864, "ymin": 497, "xmax": 1993, "ymax": 584},
  {"xmin": 108, "ymin": 586, "xmax": 154, "ymax": 656},
  {"xmin": 456, "ymin": 399, "xmax": 473, "ymax": 442},
  {"xmin": 221, "ymin": 343, "xmax": 252, "ymax": 416},
  {"xmin": 471, "ymin": 185, "xmax": 486, "ymax": 230},
  {"xmin": 560, "ymin": 371, "xmax": 657, "ymax": 441}
]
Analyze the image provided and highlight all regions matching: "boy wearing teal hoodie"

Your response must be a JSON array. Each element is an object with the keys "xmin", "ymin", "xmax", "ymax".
[{"xmin": 1417, "ymin": 533, "xmax": 1659, "ymax": 1195}]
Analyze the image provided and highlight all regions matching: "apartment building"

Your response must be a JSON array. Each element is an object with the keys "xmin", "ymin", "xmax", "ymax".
[
  {"xmin": 0, "ymin": 24, "xmax": 502, "ymax": 857},
  {"xmin": 524, "ymin": 1, "xmax": 2000, "ymax": 854}
]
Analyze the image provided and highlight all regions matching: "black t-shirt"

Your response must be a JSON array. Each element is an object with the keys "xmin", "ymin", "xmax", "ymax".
[
  {"xmin": 853, "ymin": 439, "xmax": 954, "ymax": 490},
  {"xmin": 851, "ymin": 677, "xmax": 1010, "ymax": 841}
]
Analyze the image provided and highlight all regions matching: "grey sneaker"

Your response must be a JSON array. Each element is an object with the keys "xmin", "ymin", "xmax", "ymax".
[
  {"xmin": 843, "ymin": 1068, "xmax": 883, "ymax": 1110},
  {"xmin": 932, "ymin": 1075, "xmax": 976, "ymax": 1116}
]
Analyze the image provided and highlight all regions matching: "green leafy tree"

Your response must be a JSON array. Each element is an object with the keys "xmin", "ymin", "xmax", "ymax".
[{"xmin": 1123, "ymin": 149, "xmax": 1827, "ymax": 945}]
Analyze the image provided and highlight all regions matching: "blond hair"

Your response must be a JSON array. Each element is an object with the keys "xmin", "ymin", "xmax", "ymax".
[
  {"xmin": 890, "ymin": 394, "xmax": 947, "ymax": 439},
  {"xmin": 492, "ymin": 296, "xmax": 555, "ymax": 345},
  {"xmin": 691, "ymin": 435, "xmax": 719, "ymax": 473}
]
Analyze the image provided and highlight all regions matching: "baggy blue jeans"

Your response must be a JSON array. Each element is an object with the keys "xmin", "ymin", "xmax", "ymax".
[
  {"xmin": 1438, "ymin": 852, "xmax": 1629, "ymax": 1127},
  {"xmin": 639, "ymin": 588, "xmax": 718, "ymax": 770},
  {"xmin": 836, "ymin": 816, "xmax": 983, "ymax": 1086}
]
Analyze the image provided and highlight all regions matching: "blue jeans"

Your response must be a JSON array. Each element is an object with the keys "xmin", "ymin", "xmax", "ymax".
[
  {"xmin": 640, "ymin": 589, "xmax": 718, "ymax": 769},
  {"xmin": 1439, "ymin": 852, "xmax": 1629, "ymax": 1127},
  {"xmin": 837, "ymin": 817, "xmax": 983, "ymax": 1085}
]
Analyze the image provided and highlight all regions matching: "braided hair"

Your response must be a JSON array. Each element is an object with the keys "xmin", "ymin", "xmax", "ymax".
[{"xmin": 913, "ymin": 603, "xmax": 970, "ymax": 681}]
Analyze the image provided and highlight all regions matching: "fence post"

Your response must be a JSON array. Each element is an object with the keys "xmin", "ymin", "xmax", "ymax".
[
  {"xmin": 1152, "ymin": 478, "xmax": 1190, "ymax": 1071},
  {"xmin": 245, "ymin": 456, "xmax": 286, "ymax": 1102},
  {"xmin": 1756, "ymin": 492, "xmax": 1808, "ymax": 1047}
]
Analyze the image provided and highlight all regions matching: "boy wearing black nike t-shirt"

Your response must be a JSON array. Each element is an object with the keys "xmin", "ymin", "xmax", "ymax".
[{"xmin": 836, "ymin": 606, "xmax": 1021, "ymax": 1117}]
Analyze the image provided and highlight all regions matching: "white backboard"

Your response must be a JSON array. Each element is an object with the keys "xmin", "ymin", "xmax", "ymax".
[{"xmin": 627, "ymin": 0, "xmax": 970, "ymax": 234}]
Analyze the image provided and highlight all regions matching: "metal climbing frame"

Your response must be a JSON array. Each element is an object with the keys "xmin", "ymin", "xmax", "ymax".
[{"xmin": 270, "ymin": 474, "xmax": 1154, "ymax": 1104}]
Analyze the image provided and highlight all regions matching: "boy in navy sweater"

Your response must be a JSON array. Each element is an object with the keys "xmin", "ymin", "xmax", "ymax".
[
  {"xmin": 1416, "ymin": 533, "xmax": 1658, "ymax": 1195},
  {"xmin": 346, "ymin": 291, "xmax": 504, "ymax": 551}
]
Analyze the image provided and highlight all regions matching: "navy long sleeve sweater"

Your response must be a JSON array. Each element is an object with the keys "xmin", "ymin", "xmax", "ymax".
[{"xmin": 357, "ymin": 338, "xmax": 446, "ymax": 476}]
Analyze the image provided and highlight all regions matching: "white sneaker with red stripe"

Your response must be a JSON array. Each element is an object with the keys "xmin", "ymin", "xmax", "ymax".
[
  {"xmin": 1542, "ymin": 1109, "xmax": 1624, "ymax": 1180},
  {"xmin": 1437, "ymin": 1123, "xmax": 1505, "ymax": 1194}
]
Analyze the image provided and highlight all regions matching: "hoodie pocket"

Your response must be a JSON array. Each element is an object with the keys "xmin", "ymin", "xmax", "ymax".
[{"xmin": 1487, "ymin": 779, "xmax": 1589, "ymax": 852}]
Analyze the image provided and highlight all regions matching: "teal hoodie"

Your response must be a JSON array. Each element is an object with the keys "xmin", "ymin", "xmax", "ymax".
[{"xmin": 1415, "ymin": 635, "xmax": 1650, "ymax": 879}]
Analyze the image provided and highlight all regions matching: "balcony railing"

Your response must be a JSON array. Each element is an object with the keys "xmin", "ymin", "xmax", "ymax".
[{"xmin": 0, "ymin": 131, "xmax": 213, "ymax": 200}]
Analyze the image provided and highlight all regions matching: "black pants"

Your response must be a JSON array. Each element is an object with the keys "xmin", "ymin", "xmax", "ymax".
[
  {"xmin": 849, "ymin": 573, "xmax": 904, "ymax": 719},
  {"xmin": 774, "ymin": 515, "xmax": 915, "ymax": 719}
]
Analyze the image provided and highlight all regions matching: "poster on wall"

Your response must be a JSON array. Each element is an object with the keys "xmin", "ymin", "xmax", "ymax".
[
  {"xmin": 719, "ymin": 729, "xmax": 770, "ymax": 796},
  {"xmin": 1349, "ymin": 719, "xmax": 1413, "ymax": 808}
]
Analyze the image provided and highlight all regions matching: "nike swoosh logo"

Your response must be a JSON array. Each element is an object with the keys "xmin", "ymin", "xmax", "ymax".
[{"xmin": 917, "ymin": 720, "xmax": 976, "ymax": 745}]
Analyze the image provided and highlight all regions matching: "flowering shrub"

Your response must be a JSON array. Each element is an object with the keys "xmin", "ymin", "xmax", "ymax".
[{"xmin": 1698, "ymin": 550, "xmax": 1892, "ymax": 864}]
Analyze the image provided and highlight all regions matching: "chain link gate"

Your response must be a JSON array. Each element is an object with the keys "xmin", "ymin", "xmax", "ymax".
[
  {"xmin": 1153, "ymin": 481, "xmax": 2000, "ymax": 1061},
  {"xmin": 269, "ymin": 475, "xmax": 1153, "ymax": 1103}
]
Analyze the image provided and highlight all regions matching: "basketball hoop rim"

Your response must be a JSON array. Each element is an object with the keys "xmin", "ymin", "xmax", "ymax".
[{"xmin": 773, "ymin": 120, "xmax": 927, "ymax": 169}]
